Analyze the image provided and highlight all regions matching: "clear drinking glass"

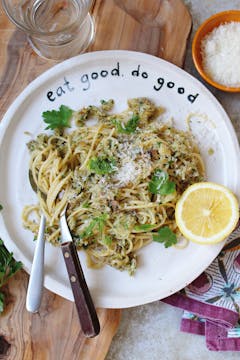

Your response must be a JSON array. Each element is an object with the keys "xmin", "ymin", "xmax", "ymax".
[
  {"xmin": 113, "ymin": 0, "xmax": 178, "ymax": 26},
  {"xmin": 1, "ymin": 0, "xmax": 95, "ymax": 60}
]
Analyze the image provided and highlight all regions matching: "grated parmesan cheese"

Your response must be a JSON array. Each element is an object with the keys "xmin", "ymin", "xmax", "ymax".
[
  {"xmin": 201, "ymin": 22, "xmax": 240, "ymax": 87},
  {"xmin": 115, "ymin": 161, "xmax": 140, "ymax": 185}
]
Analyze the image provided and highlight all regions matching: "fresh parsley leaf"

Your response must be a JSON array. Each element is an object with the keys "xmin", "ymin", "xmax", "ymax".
[
  {"xmin": 0, "ymin": 238, "xmax": 22, "ymax": 313},
  {"xmin": 148, "ymin": 169, "xmax": 167, "ymax": 194},
  {"xmin": 159, "ymin": 181, "xmax": 176, "ymax": 195},
  {"xmin": 98, "ymin": 215, "xmax": 106, "ymax": 236},
  {"xmin": 102, "ymin": 236, "xmax": 112, "ymax": 246},
  {"xmin": 0, "ymin": 239, "xmax": 22, "ymax": 287},
  {"xmin": 0, "ymin": 292, "xmax": 4, "ymax": 313},
  {"xmin": 81, "ymin": 220, "xmax": 97, "ymax": 239},
  {"xmin": 134, "ymin": 224, "xmax": 156, "ymax": 231},
  {"xmin": 113, "ymin": 114, "xmax": 139, "ymax": 134},
  {"xmin": 89, "ymin": 157, "xmax": 117, "ymax": 175},
  {"xmin": 82, "ymin": 202, "xmax": 90, "ymax": 208},
  {"xmin": 42, "ymin": 105, "xmax": 73, "ymax": 130},
  {"xmin": 148, "ymin": 169, "xmax": 176, "ymax": 195},
  {"xmin": 100, "ymin": 99, "xmax": 108, "ymax": 105},
  {"xmin": 81, "ymin": 214, "xmax": 108, "ymax": 239},
  {"xmin": 0, "ymin": 204, "xmax": 3, "ymax": 211},
  {"xmin": 152, "ymin": 226, "xmax": 177, "ymax": 248}
]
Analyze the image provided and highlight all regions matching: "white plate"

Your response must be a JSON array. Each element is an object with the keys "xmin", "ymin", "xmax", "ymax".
[{"xmin": 1, "ymin": 50, "xmax": 240, "ymax": 309}]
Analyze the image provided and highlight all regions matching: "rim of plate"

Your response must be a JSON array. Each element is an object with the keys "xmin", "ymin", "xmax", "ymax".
[{"xmin": 0, "ymin": 50, "xmax": 240, "ymax": 308}]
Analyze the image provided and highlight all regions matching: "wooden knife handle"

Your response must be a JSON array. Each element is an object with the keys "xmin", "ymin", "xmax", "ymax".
[{"xmin": 61, "ymin": 242, "xmax": 100, "ymax": 338}]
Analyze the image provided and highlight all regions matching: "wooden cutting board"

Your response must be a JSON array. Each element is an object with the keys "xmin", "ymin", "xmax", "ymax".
[{"xmin": 0, "ymin": 1, "xmax": 191, "ymax": 359}]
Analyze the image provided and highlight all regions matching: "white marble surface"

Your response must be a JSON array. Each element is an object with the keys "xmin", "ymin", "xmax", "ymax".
[{"xmin": 106, "ymin": 1, "xmax": 240, "ymax": 359}]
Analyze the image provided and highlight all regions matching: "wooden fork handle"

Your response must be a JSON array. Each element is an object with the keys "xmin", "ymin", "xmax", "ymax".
[{"xmin": 61, "ymin": 241, "xmax": 100, "ymax": 338}]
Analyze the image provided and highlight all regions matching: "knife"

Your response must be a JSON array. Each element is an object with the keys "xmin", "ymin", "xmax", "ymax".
[{"xmin": 59, "ymin": 208, "xmax": 100, "ymax": 338}]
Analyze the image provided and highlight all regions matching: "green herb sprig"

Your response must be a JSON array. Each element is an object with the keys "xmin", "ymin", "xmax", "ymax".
[
  {"xmin": 148, "ymin": 169, "xmax": 176, "ymax": 195},
  {"xmin": 134, "ymin": 224, "xmax": 156, "ymax": 232},
  {"xmin": 42, "ymin": 105, "xmax": 73, "ymax": 130},
  {"xmin": 81, "ymin": 214, "xmax": 108, "ymax": 239},
  {"xmin": 152, "ymin": 226, "xmax": 177, "ymax": 248},
  {"xmin": 0, "ymin": 239, "xmax": 22, "ymax": 313},
  {"xmin": 89, "ymin": 157, "xmax": 117, "ymax": 175},
  {"xmin": 102, "ymin": 236, "xmax": 112, "ymax": 246},
  {"xmin": 113, "ymin": 114, "xmax": 139, "ymax": 134}
]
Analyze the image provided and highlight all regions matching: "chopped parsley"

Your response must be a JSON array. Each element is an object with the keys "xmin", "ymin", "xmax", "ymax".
[
  {"xmin": 89, "ymin": 157, "xmax": 117, "ymax": 175},
  {"xmin": 100, "ymin": 99, "xmax": 108, "ymax": 105},
  {"xmin": 152, "ymin": 226, "xmax": 177, "ymax": 248},
  {"xmin": 0, "ymin": 204, "xmax": 3, "ymax": 211},
  {"xmin": 134, "ymin": 224, "xmax": 156, "ymax": 231},
  {"xmin": 148, "ymin": 169, "xmax": 176, "ymax": 195},
  {"xmin": 102, "ymin": 236, "xmax": 112, "ymax": 246},
  {"xmin": 82, "ymin": 202, "xmax": 90, "ymax": 208},
  {"xmin": 208, "ymin": 148, "xmax": 214, "ymax": 155},
  {"xmin": 81, "ymin": 214, "xmax": 108, "ymax": 239},
  {"xmin": 0, "ymin": 238, "xmax": 22, "ymax": 313},
  {"xmin": 0, "ymin": 293, "xmax": 4, "ymax": 313},
  {"xmin": 113, "ymin": 114, "xmax": 139, "ymax": 134},
  {"xmin": 42, "ymin": 105, "xmax": 73, "ymax": 130}
]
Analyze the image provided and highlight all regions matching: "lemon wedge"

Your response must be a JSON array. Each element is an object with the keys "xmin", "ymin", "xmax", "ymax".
[{"xmin": 175, "ymin": 182, "xmax": 239, "ymax": 245}]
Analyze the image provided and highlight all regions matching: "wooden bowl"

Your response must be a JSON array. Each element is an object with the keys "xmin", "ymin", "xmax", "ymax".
[{"xmin": 192, "ymin": 10, "xmax": 240, "ymax": 92}]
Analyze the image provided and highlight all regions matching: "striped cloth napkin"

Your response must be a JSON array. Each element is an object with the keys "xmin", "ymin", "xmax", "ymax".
[{"xmin": 162, "ymin": 225, "xmax": 240, "ymax": 351}]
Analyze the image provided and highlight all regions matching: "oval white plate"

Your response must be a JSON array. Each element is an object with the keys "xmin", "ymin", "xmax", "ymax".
[{"xmin": 1, "ymin": 50, "xmax": 240, "ymax": 308}]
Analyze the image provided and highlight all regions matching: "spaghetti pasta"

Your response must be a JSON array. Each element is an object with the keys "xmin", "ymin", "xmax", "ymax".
[{"xmin": 22, "ymin": 98, "xmax": 205, "ymax": 275}]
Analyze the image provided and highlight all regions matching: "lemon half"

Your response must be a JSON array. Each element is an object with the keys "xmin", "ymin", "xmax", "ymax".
[{"xmin": 175, "ymin": 182, "xmax": 239, "ymax": 245}]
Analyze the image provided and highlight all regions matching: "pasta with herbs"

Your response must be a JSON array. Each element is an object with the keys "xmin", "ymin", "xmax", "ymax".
[{"xmin": 22, "ymin": 98, "xmax": 205, "ymax": 275}]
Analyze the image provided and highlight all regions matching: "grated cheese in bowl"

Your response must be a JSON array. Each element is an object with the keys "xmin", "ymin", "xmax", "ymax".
[{"xmin": 201, "ymin": 21, "xmax": 240, "ymax": 88}]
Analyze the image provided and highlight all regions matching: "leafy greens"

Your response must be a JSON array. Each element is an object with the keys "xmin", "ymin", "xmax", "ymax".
[
  {"xmin": 134, "ymin": 224, "xmax": 156, "ymax": 231},
  {"xmin": 0, "ymin": 239, "xmax": 22, "ymax": 313},
  {"xmin": 113, "ymin": 114, "xmax": 139, "ymax": 134},
  {"xmin": 152, "ymin": 226, "xmax": 177, "ymax": 248},
  {"xmin": 89, "ymin": 157, "xmax": 117, "ymax": 175},
  {"xmin": 81, "ymin": 214, "xmax": 108, "ymax": 239},
  {"xmin": 42, "ymin": 105, "xmax": 73, "ymax": 130},
  {"xmin": 148, "ymin": 169, "xmax": 176, "ymax": 195}
]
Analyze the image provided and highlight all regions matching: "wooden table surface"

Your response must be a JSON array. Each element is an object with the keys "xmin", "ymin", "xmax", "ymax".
[{"xmin": 0, "ymin": 1, "xmax": 191, "ymax": 359}]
